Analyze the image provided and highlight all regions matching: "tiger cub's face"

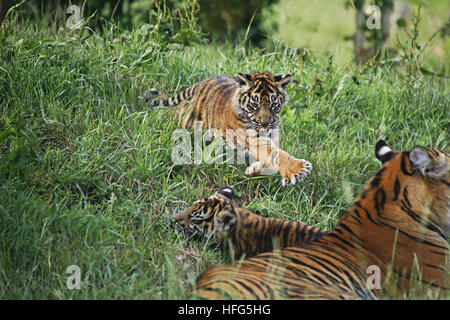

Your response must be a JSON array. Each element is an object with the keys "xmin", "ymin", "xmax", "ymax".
[
  {"xmin": 173, "ymin": 187, "xmax": 237, "ymax": 240},
  {"xmin": 375, "ymin": 140, "xmax": 450, "ymax": 236},
  {"xmin": 235, "ymin": 71, "xmax": 292, "ymax": 130}
]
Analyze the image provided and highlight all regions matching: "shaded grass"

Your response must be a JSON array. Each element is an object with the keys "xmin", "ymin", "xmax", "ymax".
[{"xmin": 0, "ymin": 17, "xmax": 448, "ymax": 299}]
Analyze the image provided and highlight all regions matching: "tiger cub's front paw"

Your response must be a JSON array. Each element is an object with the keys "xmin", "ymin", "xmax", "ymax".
[{"xmin": 281, "ymin": 158, "xmax": 312, "ymax": 187}]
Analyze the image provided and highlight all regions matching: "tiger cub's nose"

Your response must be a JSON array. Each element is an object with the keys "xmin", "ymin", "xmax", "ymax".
[{"xmin": 260, "ymin": 119, "xmax": 270, "ymax": 128}]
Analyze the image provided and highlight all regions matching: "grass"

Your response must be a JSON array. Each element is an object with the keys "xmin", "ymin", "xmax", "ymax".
[{"xmin": 0, "ymin": 9, "xmax": 449, "ymax": 299}]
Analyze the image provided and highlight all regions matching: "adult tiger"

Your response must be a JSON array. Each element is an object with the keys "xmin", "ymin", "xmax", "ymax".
[
  {"xmin": 173, "ymin": 187, "xmax": 327, "ymax": 258},
  {"xmin": 147, "ymin": 71, "xmax": 312, "ymax": 186},
  {"xmin": 183, "ymin": 141, "xmax": 450, "ymax": 299}
]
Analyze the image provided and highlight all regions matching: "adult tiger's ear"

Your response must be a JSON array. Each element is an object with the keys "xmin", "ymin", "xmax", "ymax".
[
  {"xmin": 274, "ymin": 74, "xmax": 293, "ymax": 89},
  {"xmin": 375, "ymin": 140, "xmax": 396, "ymax": 163},
  {"xmin": 409, "ymin": 146, "xmax": 431, "ymax": 175},
  {"xmin": 235, "ymin": 73, "xmax": 252, "ymax": 87},
  {"xmin": 217, "ymin": 186, "xmax": 234, "ymax": 199},
  {"xmin": 410, "ymin": 146, "xmax": 448, "ymax": 178}
]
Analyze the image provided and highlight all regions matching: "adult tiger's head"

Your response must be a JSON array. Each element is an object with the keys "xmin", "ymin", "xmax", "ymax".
[
  {"xmin": 373, "ymin": 140, "xmax": 450, "ymax": 237},
  {"xmin": 234, "ymin": 71, "xmax": 292, "ymax": 130},
  {"xmin": 173, "ymin": 187, "xmax": 237, "ymax": 242}
]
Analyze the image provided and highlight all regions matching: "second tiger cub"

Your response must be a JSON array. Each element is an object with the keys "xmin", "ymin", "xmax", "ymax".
[{"xmin": 148, "ymin": 71, "xmax": 312, "ymax": 186}]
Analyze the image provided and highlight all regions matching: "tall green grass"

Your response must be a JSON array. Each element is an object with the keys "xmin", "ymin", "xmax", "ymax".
[{"xmin": 0, "ymin": 9, "xmax": 448, "ymax": 299}]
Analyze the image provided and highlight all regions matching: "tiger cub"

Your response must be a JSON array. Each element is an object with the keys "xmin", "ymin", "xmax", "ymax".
[
  {"xmin": 147, "ymin": 71, "xmax": 312, "ymax": 186},
  {"xmin": 184, "ymin": 141, "xmax": 450, "ymax": 299},
  {"xmin": 173, "ymin": 186, "xmax": 326, "ymax": 258}
]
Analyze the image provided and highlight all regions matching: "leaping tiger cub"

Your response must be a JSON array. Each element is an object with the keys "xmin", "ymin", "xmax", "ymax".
[
  {"xmin": 147, "ymin": 71, "xmax": 312, "ymax": 186},
  {"xmin": 175, "ymin": 140, "xmax": 450, "ymax": 299}
]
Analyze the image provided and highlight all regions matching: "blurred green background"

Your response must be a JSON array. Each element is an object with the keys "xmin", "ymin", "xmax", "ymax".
[
  {"xmin": 1, "ymin": 0, "xmax": 448, "ymax": 68},
  {"xmin": 262, "ymin": 0, "xmax": 449, "ymax": 65}
]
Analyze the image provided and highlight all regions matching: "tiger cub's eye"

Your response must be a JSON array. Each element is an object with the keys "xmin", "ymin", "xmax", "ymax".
[
  {"xmin": 270, "ymin": 96, "xmax": 280, "ymax": 111},
  {"xmin": 248, "ymin": 96, "xmax": 259, "ymax": 110}
]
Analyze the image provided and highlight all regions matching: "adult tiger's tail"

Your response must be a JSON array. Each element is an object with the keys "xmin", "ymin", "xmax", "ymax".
[{"xmin": 145, "ymin": 84, "xmax": 198, "ymax": 107}]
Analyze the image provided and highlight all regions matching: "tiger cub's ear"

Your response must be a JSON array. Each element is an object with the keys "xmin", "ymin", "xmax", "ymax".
[
  {"xmin": 214, "ymin": 211, "xmax": 237, "ymax": 231},
  {"xmin": 274, "ymin": 74, "xmax": 293, "ymax": 89},
  {"xmin": 375, "ymin": 140, "xmax": 396, "ymax": 163},
  {"xmin": 217, "ymin": 187, "xmax": 234, "ymax": 199},
  {"xmin": 235, "ymin": 73, "xmax": 252, "ymax": 87}
]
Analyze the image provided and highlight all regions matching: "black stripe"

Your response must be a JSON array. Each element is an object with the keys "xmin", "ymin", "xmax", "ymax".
[
  {"xmin": 423, "ymin": 263, "xmax": 447, "ymax": 271},
  {"xmin": 402, "ymin": 187, "xmax": 411, "ymax": 207},
  {"xmin": 338, "ymin": 223, "xmax": 367, "ymax": 249},
  {"xmin": 400, "ymin": 152, "xmax": 414, "ymax": 175},
  {"xmin": 430, "ymin": 249, "xmax": 448, "ymax": 256},
  {"xmin": 370, "ymin": 177, "xmax": 381, "ymax": 188},
  {"xmin": 193, "ymin": 81, "xmax": 214, "ymax": 113},
  {"xmin": 285, "ymin": 255, "xmax": 338, "ymax": 283},
  {"xmin": 373, "ymin": 210, "xmax": 448, "ymax": 249},
  {"xmin": 234, "ymin": 279, "xmax": 260, "ymax": 299},
  {"xmin": 298, "ymin": 223, "xmax": 306, "ymax": 243},
  {"xmin": 440, "ymin": 179, "xmax": 450, "ymax": 187},
  {"xmin": 197, "ymin": 81, "xmax": 232, "ymax": 121},
  {"xmin": 399, "ymin": 202, "xmax": 447, "ymax": 240},
  {"xmin": 281, "ymin": 221, "xmax": 293, "ymax": 247},
  {"xmin": 354, "ymin": 202, "xmax": 385, "ymax": 227},
  {"xmin": 393, "ymin": 177, "xmax": 400, "ymax": 201},
  {"xmin": 241, "ymin": 276, "xmax": 270, "ymax": 298},
  {"xmin": 221, "ymin": 85, "xmax": 236, "ymax": 101},
  {"xmin": 198, "ymin": 279, "xmax": 241, "ymax": 299},
  {"xmin": 305, "ymin": 227, "xmax": 318, "ymax": 243},
  {"xmin": 374, "ymin": 188, "xmax": 386, "ymax": 216},
  {"xmin": 184, "ymin": 110, "xmax": 195, "ymax": 128},
  {"xmin": 326, "ymin": 233, "xmax": 356, "ymax": 249},
  {"xmin": 285, "ymin": 251, "xmax": 355, "ymax": 288},
  {"xmin": 306, "ymin": 256, "xmax": 347, "ymax": 285},
  {"xmin": 349, "ymin": 215, "xmax": 362, "ymax": 226},
  {"xmin": 294, "ymin": 221, "xmax": 302, "ymax": 244}
]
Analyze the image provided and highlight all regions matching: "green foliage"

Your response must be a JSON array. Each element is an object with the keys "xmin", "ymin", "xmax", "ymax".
[
  {"xmin": 396, "ymin": 3, "xmax": 450, "ymax": 78},
  {"xmin": 2, "ymin": 0, "xmax": 276, "ymax": 43},
  {"xmin": 197, "ymin": 0, "xmax": 277, "ymax": 42}
]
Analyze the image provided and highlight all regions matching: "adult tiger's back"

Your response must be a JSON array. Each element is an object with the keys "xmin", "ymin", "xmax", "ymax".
[
  {"xmin": 193, "ymin": 141, "xmax": 450, "ymax": 299},
  {"xmin": 148, "ymin": 71, "xmax": 313, "ymax": 187}
]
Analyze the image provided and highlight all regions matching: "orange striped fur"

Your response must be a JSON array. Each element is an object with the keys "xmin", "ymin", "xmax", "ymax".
[
  {"xmin": 173, "ymin": 187, "xmax": 326, "ymax": 258},
  {"xmin": 185, "ymin": 141, "xmax": 449, "ymax": 299},
  {"xmin": 149, "ymin": 71, "xmax": 312, "ymax": 186}
]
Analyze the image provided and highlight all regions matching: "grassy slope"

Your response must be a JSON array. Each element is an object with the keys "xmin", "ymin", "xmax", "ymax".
[{"xmin": 0, "ymin": 16, "xmax": 449, "ymax": 299}]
